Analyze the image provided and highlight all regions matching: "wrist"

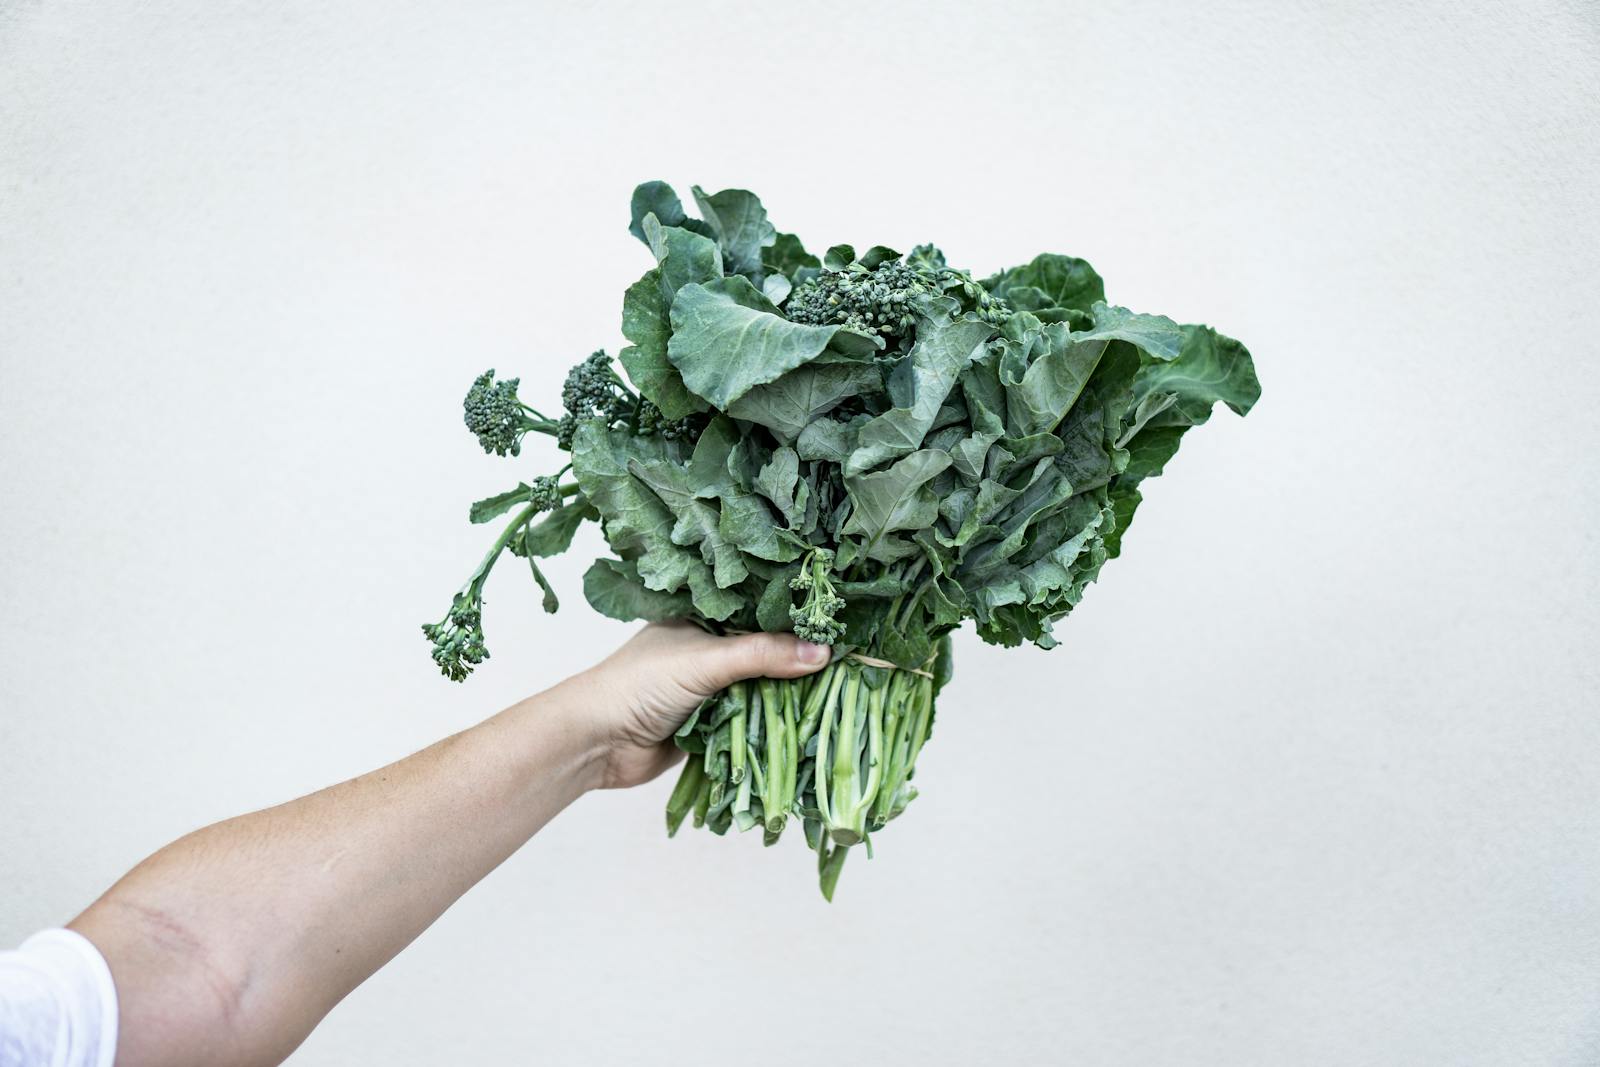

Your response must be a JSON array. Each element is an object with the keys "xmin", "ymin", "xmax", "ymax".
[{"xmin": 512, "ymin": 674, "xmax": 613, "ymax": 796}]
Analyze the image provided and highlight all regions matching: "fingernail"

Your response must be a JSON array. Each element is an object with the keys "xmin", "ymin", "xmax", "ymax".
[{"xmin": 796, "ymin": 641, "xmax": 830, "ymax": 665}]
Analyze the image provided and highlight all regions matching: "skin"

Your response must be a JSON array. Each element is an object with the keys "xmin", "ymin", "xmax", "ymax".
[{"xmin": 69, "ymin": 623, "xmax": 830, "ymax": 1067}]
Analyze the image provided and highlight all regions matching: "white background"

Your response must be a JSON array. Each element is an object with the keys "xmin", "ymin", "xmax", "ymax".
[{"xmin": 3, "ymin": 2, "xmax": 1598, "ymax": 1064}]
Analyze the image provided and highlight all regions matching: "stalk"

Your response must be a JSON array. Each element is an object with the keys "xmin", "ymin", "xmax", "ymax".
[
  {"xmin": 732, "ymin": 684, "xmax": 757, "ymax": 830},
  {"xmin": 666, "ymin": 756, "xmax": 704, "ymax": 837},
  {"xmin": 759, "ymin": 678, "xmax": 787, "ymax": 833},
  {"xmin": 729, "ymin": 683, "xmax": 747, "ymax": 787},
  {"xmin": 871, "ymin": 671, "xmax": 914, "ymax": 829},
  {"xmin": 782, "ymin": 684, "xmax": 799, "ymax": 827},
  {"xmin": 814, "ymin": 668, "xmax": 836, "ymax": 828},
  {"xmin": 691, "ymin": 765, "xmax": 712, "ymax": 829},
  {"xmin": 856, "ymin": 682, "xmax": 886, "ymax": 824},
  {"xmin": 829, "ymin": 670, "xmax": 862, "ymax": 844},
  {"xmin": 817, "ymin": 840, "xmax": 849, "ymax": 902},
  {"xmin": 796, "ymin": 662, "xmax": 840, "ymax": 748}
]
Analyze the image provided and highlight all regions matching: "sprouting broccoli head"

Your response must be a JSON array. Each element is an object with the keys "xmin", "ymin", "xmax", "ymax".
[
  {"xmin": 789, "ymin": 547, "xmax": 846, "ymax": 645},
  {"xmin": 464, "ymin": 370, "xmax": 540, "ymax": 457},
  {"xmin": 421, "ymin": 593, "xmax": 489, "ymax": 681},
  {"xmin": 561, "ymin": 351, "xmax": 633, "ymax": 424},
  {"xmin": 634, "ymin": 398, "xmax": 700, "ymax": 441},
  {"xmin": 785, "ymin": 253, "xmax": 1011, "ymax": 342},
  {"xmin": 527, "ymin": 474, "xmax": 562, "ymax": 512},
  {"xmin": 555, "ymin": 350, "xmax": 701, "ymax": 448},
  {"xmin": 786, "ymin": 261, "xmax": 929, "ymax": 341}
]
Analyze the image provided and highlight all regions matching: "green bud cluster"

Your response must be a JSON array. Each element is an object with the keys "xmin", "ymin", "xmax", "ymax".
[
  {"xmin": 555, "ymin": 413, "xmax": 579, "ymax": 450},
  {"xmin": 785, "ymin": 255, "xmax": 1012, "ymax": 340},
  {"xmin": 463, "ymin": 370, "xmax": 535, "ymax": 457},
  {"xmin": 634, "ymin": 399, "xmax": 700, "ymax": 441},
  {"xmin": 557, "ymin": 351, "xmax": 701, "ymax": 448},
  {"xmin": 789, "ymin": 547, "xmax": 846, "ymax": 645},
  {"xmin": 528, "ymin": 475, "xmax": 562, "ymax": 512},
  {"xmin": 421, "ymin": 593, "xmax": 489, "ymax": 682},
  {"xmin": 940, "ymin": 268, "xmax": 1012, "ymax": 327},
  {"xmin": 785, "ymin": 261, "xmax": 929, "ymax": 340},
  {"xmin": 561, "ymin": 351, "xmax": 633, "ymax": 423}
]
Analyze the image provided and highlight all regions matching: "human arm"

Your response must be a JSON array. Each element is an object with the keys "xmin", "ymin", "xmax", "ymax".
[{"xmin": 68, "ymin": 623, "xmax": 829, "ymax": 1067}]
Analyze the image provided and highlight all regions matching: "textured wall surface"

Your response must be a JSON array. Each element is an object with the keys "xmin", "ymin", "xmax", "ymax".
[{"xmin": 3, "ymin": 2, "xmax": 1598, "ymax": 1064}]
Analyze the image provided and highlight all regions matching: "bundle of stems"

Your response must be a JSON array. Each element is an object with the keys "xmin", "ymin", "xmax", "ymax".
[{"xmin": 665, "ymin": 653, "xmax": 939, "ymax": 899}]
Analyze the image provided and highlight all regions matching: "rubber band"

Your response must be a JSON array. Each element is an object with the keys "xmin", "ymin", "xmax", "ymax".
[
  {"xmin": 841, "ymin": 651, "xmax": 935, "ymax": 679},
  {"xmin": 720, "ymin": 627, "xmax": 935, "ymax": 679}
]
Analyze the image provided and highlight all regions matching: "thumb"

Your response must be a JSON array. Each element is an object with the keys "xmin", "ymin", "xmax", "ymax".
[{"xmin": 695, "ymin": 631, "xmax": 832, "ymax": 693}]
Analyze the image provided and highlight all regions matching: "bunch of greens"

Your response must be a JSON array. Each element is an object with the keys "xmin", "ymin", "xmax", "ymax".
[{"xmin": 425, "ymin": 181, "xmax": 1259, "ymax": 897}]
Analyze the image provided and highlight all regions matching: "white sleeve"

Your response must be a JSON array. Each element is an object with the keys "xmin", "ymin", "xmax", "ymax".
[{"xmin": 0, "ymin": 929, "xmax": 119, "ymax": 1067}]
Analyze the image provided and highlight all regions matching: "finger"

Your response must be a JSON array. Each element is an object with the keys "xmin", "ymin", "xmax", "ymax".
[{"xmin": 698, "ymin": 631, "xmax": 831, "ymax": 691}]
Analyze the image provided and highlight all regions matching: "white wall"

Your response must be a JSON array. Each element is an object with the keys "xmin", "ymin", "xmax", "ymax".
[{"xmin": 3, "ymin": 2, "xmax": 1597, "ymax": 1063}]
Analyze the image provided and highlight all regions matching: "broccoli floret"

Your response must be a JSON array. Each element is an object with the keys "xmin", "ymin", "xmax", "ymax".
[
  {"xmin": 785, "ymin": 256, "xmax": 1011, "ymax": 340},
  {"xmin": 634, "ymin": 398, "xmax": 701, "ymax": 441},
  {"xmin": 556, "ymin": 413, "xmax": 580, "ymax": 451},
  {"xmin": 422, "ymin": 489, "xmax": 560, "ymax": 681},
  {"xmin": 938, "ymin": 267, "xmax": 1012, "ymax": 327},
  {"xmin": 421, "ymin": 593, "xmax": 489, "ymax": 682},
  {"xmin": 906, "ymin": 244, "xmax": 1011, "ymax": 324},
  {"xmin": 463, "ymin": 370, "xmax": 558, "ymax": 457},
  {"xmin": 785, "ymin": 261, "xmax": 928, "ymax": 340},
  {"xmin": 527, "ymin": 474, "xmax": 562, "ymax": 512},
  {"xmin": 556, "ymin": 351, "xmax": 702, "ymax": 448},
  {"xmin": 562, "ymin": 350, "xmax": 635, "ymax": 424},
  {"xmin": 789, "ymin": 548, "xmax": 846, "ymax": 645},
  {"xmin": 558, "ymin": 350, "xmax": 635, "ymax": 450}
]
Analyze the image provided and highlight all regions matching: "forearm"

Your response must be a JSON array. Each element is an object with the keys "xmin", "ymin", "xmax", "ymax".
[{"xmin": 71, "ymin": 676, "xmax": 606, "ymax": 1067}]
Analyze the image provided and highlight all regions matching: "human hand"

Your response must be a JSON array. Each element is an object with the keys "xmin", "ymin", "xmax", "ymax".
[{"xmin": 566, "ymin": 622, "xmax": 831, "ymax": 790}]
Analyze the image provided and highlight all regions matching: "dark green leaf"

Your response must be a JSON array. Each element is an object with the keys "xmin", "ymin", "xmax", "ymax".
[
  {"xmin": 643, "ymin": 214, "xmax": 722, "ymax": 302},
  {"xmin": 754, "ymin": 446, "xmax": 805, "ymax": 527},
  {"xmin": 583, "ymin": 558, "xmax": 692, "ymax": 621},
  {"xmin": 857, "ymin": 245, "xmax": 901, "ymax": 269},
  {"xmin": 823, "ymin": 244, "xmax": 855, "ymax": 270},
  {"xmin": 668, "ymin": 276, "xmax": 847, "ymax": 408},
  {"xmin": 756, "ymin": 570, "xmax": 798, "ymax": 631},
  {"xmin": 691, "ymin": 186, "xmax": 776, "ymax": 279},
  {"xmin": 629, "ymin": 181, "xmax": 687, "ymax": 243},
  {"xmin": 469, "ymin": 484, "xmax": 531, "ymax": 524},
  {"xmin": 846, "ymin": 315, "xmax": 995, "ymax": 476},
  {"xmin": 728, "ymin": 362, "xmax": 882, "ymax": 442},
  {"xmin": 1132, "ymin": 324, "xmax": 1261, "ymax": 424},
  {"xmin": 619, "ymin": 268, "xmax": 707, "ymax": 421},
  {"xmin": 528, "ymin": 555, "xmax": 560, "ymax": 613},
  {"xmin": 763, "ymin": 232, "xmax": 819, "ymax": 277},
  {"xmin": 523, "ymin": 496, "xmax": 597, "ymax": 557},
  {"xmin": 986, "ymin": 253, "xmax": 1105, "ymax": 313},
  {"xmin": 570, "ymin": 423, "xmax": 692, "ymax": 593},
  {"xmin": 840, "ymin": 450, "xmax": 952, "ymax": 547}
]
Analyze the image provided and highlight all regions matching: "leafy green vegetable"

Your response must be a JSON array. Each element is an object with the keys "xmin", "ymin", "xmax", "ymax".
[{"xmin": 423, "ymin": 182, "xmax": 1260, "ymax": 897}]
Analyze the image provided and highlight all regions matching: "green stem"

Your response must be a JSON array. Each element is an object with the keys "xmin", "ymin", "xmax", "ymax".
[
  {"xmin": 460, "ymin": 500, "xmax": 539, "ymax": 601},
  {"xmin": 692, "ymin": 765, "xmax": 712, "ymax": 829},
  {"xmin": 729, "ymin": 699, "xmax": 747, "ymax": 787},
  {"xmin": 783, "ymin": 684, "xmax": 799, "ymax": 825},
  {"xmin": 666, "ymin": 757, "xmax": 703, "ymax": 837},
  {"xmin": 663, "ymin": 660, "xmax": 941, "ymax": 899},
  {"xmin": 814, "ymin": 672, "xmax": 837, "ymax": 828},
  {"xmin": 818, "ymin": 841, "xmax": 849, "ymax": 902},
  {"xmin": 759, "ymin": 679, "xmax": 786, "ymax": 833},
  {"xmin": 520, "ymin": 416, "xmax": 562, "ymax": 437},
  {"xmin": 871, "ymin": 671, "xmax": 913, "ymax": 828},
  {"xmin": 797, "ymin": 663, "xmax": 841, "ymax": 748},
  {"xmin": 829, "ymin": 670, "xmax": 863, "ymax": 845}
]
